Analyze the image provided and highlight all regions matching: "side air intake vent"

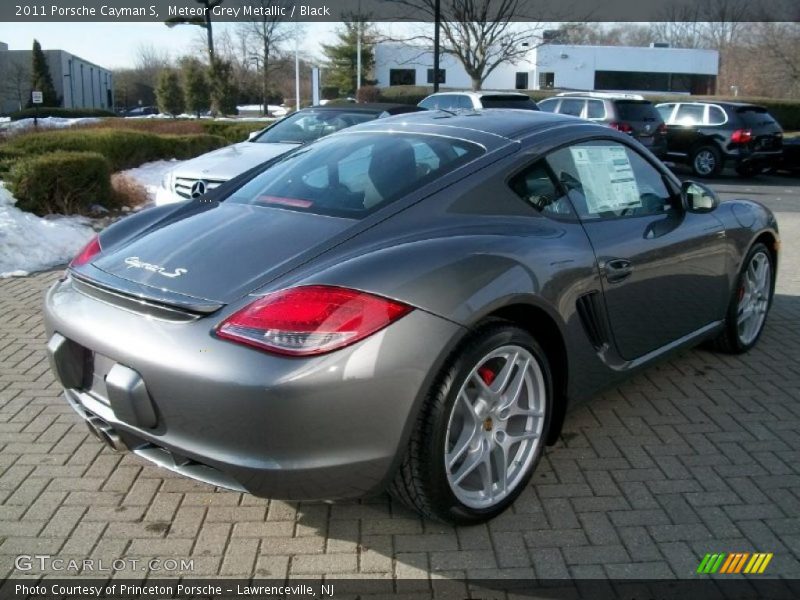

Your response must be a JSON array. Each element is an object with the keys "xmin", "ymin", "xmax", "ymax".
[{"xmin": 576, "ymin": 292, "xmax": 609, "ymax": 350}]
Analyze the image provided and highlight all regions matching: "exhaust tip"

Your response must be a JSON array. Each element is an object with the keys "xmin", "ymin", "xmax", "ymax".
[{"xmin": 86, "ymin": 417, "xmax": 125, "ymax": 452}]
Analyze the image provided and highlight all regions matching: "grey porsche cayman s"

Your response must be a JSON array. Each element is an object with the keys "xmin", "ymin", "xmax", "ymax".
[{"xmin": 44, "ymin": 109, "xmax": 778, "ymax": 523}]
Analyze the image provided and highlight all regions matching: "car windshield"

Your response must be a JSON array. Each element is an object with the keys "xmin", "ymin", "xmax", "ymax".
[
  {"xmin": 737, "ymin": 106, "xmax": 778, "ymax": 128},
  {"xmin": 229, "ymin": 132, "xmax": 484, "ymax": 218},
  {"xmin": 251, "ymin": 109, "xmax": 378, "ymax": 144},
  {"xmin": 615, "ymin": 101, "xmax": 660, "ymax": 122},
  {"xmin": 480, "ymin": 95, "xmax": 539, "ymax": 110}
]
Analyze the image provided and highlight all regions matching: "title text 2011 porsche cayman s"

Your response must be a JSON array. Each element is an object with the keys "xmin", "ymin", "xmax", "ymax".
[{"xmin": 44, "ymin": 110, "xmax": 778, "ymax": 523}]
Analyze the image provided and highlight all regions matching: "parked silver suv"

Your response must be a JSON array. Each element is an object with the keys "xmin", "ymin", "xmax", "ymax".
[
  {"xmin": 538, "ymin": 92, "xmax": 668, "ymax": 159},
  {"xmin": 418, "ymin": 91, "xmax": 540, "ymax": 111}
]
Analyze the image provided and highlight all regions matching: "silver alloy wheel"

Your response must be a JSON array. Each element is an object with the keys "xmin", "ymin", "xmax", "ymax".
[
  {"xmin": 694, "ymin": 149, "xmax": 716, "ymax": 176},
  {"xmin": 444, "ymin": 345, "xmax": 546, "ymax": 509},
  {"xmin": 737, "ymin": 251, "xmax": 771, "ymax": 346}
]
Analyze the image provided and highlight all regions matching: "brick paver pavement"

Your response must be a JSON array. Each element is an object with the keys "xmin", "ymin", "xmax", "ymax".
[{"xmin": 1, "ymin": 213, "xmax": 799, "ymax": 582}]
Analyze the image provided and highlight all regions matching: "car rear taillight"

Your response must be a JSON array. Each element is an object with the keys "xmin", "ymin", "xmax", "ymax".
[
  {"xmin": 657, "ymin": 123, "xmax": 667, "ymax": 135},
  {"xmin": 216, "ymin": 285, "xmax": 413, "ymax": 356},
  {"xmin": 609, "ymin": 122, "xmax": 633, "ymax": 134},
  {"xmin": 731, "ymin": 129, "xmax": 753, "ymax": 144},
  {"xmin": 69, "ymin": 235, "xmax": 102, "ymax": 267}
]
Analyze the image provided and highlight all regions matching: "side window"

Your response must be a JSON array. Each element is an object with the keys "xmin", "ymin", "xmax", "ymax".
[
  {"xmin": 674, "ymin": 104, "xmax": 705, "ymax": 126},
  {"xmin": 425, "ymin": 95, "xmax": 456, "ymax": 110},
  {"xmin": 586, "ymin": 100, "xmax": 605, "ymax": 119},
  {"xmin": 559, "ymin": 99, "xmax": 584, "ymax": 117},
  {"xmin": 537, "ymin": 98, "xmax": 559, "ymax": 113},
  {"xmin": 508, "ymin": 161, "xmax": 574, "ymax": 217},
  {"xmin": 707, "ymin": 106, "xmax": 726, "ymax": 125},
  {"xmin": 656, "ymin": 104, "xmax": 674, "ymax": 122},
  {"xmin": 418, "ymin": 97, "xmax": 437, "ymax": 110},
  {"xmin": 544, "ymin": 141, "xmax": 675, "ymax": 220},
  {"xmin": 458, "ymin": 95, "xmax": 474, "ymax": 109}
]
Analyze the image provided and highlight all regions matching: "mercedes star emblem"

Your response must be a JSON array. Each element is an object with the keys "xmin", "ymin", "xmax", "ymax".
[{"xmin": 190, "ymin": 180, "xmax": 208, "ymax": 198}]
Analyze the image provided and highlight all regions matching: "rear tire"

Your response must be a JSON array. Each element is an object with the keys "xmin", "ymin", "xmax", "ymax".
[
  {"xmin": 691, "ymin": 145, "xmax": 723, "ymax": 177},
  {"xmin": 389, "ymin": 322, "xmax": 552, "ymax": 524},
  {"xmin": 710, "ymin": 243, "xmax": 774, "ymax": 354}
]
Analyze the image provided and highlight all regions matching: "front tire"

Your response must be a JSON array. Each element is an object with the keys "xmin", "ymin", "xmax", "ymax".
[
  {"xmin": 389, "ymin": 323, "xmax": 552, "ymax": 524},
  {"xmin": 711, "ymin": 243, "xmax": 774, "ymax": 354},
  {"xmin": 691, "ymin": 145, "xmax": 723, "ymax": 177}
]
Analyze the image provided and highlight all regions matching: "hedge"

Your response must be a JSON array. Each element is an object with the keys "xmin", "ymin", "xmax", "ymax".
[
  {"xmin": 8, "ymin": 151, "xmax": 112, "ymax": 215},
  {"xmin": 7, "ymin": 106, "xmax": 117, "ymax": 120},
  {"xmin": 199, "ymin": 120, "xmax": 272, "ymax": 143},
  {"xmin": 1, "ymin": 129, "xmax": 228, "ymax": 172}
]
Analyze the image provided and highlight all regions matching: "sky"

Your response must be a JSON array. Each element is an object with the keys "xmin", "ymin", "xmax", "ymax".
[{"xmin": 1, "ymin": 22, "xmax": 345, "ymax": 68}]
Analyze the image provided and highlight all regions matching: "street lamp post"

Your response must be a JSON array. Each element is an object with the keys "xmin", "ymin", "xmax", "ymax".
[{"xmin": 433, "ymin": 0, "xmax": 441, "ymax": 93}]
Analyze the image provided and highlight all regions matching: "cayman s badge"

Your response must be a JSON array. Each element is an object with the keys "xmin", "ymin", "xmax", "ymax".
[{"xmin": 125, "ymin": 257, "xmax": 188, "ymax": 278}]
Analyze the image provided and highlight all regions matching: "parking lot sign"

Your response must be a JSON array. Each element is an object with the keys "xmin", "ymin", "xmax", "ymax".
[{"xmin": 31, "ymin": 91, "xmax": 43, "ymax": 104}]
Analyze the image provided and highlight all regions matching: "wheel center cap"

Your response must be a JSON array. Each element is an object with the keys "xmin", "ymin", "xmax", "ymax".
[{"xmin": 483, "ymin": 417, "xmax": 493, "ymax": 431}]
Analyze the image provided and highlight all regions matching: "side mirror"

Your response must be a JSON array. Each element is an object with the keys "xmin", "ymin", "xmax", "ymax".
[
  {"xmin": 248, "ymin": 131, "xmax": 259, "ymax": 141},
  {"xmin": 681, "ymin": 180, "xmax": 719, "ymax": 213}
]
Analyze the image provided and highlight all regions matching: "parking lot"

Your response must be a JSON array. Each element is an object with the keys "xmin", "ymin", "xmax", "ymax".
[{"xmin": 1, "ymin": 171, "xmax": 799, "ymax": 584}]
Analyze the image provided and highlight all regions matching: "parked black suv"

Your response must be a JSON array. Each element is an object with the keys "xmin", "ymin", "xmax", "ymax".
[
  {"xmin": 538, "ymin": 93, "xmax": 668, "ymax": 159},
  {"xmin": 655, "ymin": 101, "xmax": 784, "ymax": 177}
]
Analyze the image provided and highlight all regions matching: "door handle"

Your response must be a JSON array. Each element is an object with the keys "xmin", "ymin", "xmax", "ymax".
[{"xmin": 604, "ymin": 258, "xmax": 633, "ymax": 283}]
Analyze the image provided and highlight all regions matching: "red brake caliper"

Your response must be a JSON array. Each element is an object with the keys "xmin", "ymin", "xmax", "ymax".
[{"xmin": 478, "ymin": 366, "xmax": 496, "ymax": 386}]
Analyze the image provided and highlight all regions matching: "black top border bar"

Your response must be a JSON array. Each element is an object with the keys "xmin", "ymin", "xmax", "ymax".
[{"xmin": 2, "ymin": 0, "xmax": 799, "ymax": 23}]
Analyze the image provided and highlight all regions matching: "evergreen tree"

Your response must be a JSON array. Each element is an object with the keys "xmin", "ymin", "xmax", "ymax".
[
  {"xmin": 181, "ymin": 58, "xmax": 210, "ymax": 117},
  {"xmin": 155, "ymin": 70, "xmax": 184, "ymax": 116},
  {"xmin": 320, "ymin": 19, "xmax": 377, "ymax": 96},
  {"xmin": 29, "ymin": 39, "xmax": 59, "ymax": 106},
  {"xmin": 209, "ymin": 59, "xmax": 238, "ymax": 115}
]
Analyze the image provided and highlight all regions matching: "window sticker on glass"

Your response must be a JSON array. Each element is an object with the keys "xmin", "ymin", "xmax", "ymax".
[{"xmin": 570, "ymin": 146, "xmax": 641, "ymax": 214}]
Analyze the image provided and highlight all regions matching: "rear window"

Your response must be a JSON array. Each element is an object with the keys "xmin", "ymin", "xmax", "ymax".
[
  {"xmin": 228, "ymin": 132, "xmax": 484, "ymax": 218},
  {"xmin": 615, "ymin": 101, "xmax": 660, "ymax": 122},
  {"xmin": 252, "ymin": 110, "xmax": 377, "ymax": 144},
  {"xmin": 480, "ymin": 95, "xmax": 539, "ymax": 110},
  {"xmin": 737, "ymin": 106, "xmax": 778, "ymax": 128}
]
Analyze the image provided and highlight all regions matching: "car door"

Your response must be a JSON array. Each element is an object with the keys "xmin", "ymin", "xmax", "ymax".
[
  {"xmin": 544, "ymin": 139, "xmax": 729, "ymax": 360},
  {"xmin": 666, "ymin": 103, "xmax": 707, "ymax": 157}
]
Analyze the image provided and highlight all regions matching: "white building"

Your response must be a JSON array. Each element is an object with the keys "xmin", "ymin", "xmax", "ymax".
[{"xmin": 375, "ymin": 42, "xmax": 719, "ymax": 95}]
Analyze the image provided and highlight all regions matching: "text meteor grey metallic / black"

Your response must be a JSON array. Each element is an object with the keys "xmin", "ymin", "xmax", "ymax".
[{"xmin": 44, "ymin": 109, "xmax": 778, "ymax": 523}]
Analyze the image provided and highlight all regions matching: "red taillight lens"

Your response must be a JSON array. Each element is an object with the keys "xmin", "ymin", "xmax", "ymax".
[
  {"xmin": 216, "ymin": 285, "xmax": 413, "ymax": 356},
  {"xmin": 657, "ymin": 123, "xmax": 667, "ymax": 135},
  {"xmin": 731, "ymin": 129, "xmax": 752, "ymax": 144},
  {"xmin": 69, "ymin": 235, "xmax": 102, "ymax": 267},
  {"xmin": 609, "ymin": 122, "xmax": 633, "ymax": 134}
]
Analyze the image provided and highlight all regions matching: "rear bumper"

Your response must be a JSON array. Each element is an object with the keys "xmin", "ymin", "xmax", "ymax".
[{"xmin": 43, "ymin": 275, "xmax": 463, "ymax": 499}]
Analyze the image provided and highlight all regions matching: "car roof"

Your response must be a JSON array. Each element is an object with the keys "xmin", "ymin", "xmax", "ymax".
[
  {"xmin": 655, "ymin": 100, "xmax": 767, "ymax": 111},
  {"xmin": 303, "ymin": 103, "xmax": 424, "ymax": 114},
  {"xmin": 424, "ymin": 91, "xmax": 531, "ymax": 98},
  {"xmin": 340, "ymin": 108, "xmax": 599, "ymax": 149},
  {"xmin": 556, "ymin": 91, "xmax": 646, "ymax": 101}
]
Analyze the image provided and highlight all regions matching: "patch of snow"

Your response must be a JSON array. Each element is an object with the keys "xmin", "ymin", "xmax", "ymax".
[
  {"xmin": 118, "ymin": 159, "xmax": 183, "ymax": 205},
  {"xmin": 0, "ymin": 117, "xmax": 100, "ymax": 132},
  {"xmin": 0, "ymin": 183, "xmax": 96, "ymax": 278}
]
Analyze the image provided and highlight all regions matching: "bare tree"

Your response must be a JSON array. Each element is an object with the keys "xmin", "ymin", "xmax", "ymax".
[
  {"xmin": 755, "ymin": 22, "xmax": 800, "ymax": 90},
  {"xmin": 166, "ymin": 0, "xmax": 224, "ymax": 62},
  {"xmin": 0, "ymin": 57, "xmax": 31, "ymax": 111},
  {"xmin": 238, "ymin": 1, "xmax": 292, "ymax": 114},
  {"xmin": 134, "ymin": 44, "xmax": 172, "ymax": 88},
  {"xmin": 392, "ymin": 0, "xmax": 552, "ymax": 90}
]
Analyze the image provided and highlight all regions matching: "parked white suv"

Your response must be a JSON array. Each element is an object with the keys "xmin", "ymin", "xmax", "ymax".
[{"xmin": 418, "ymin": 91, "xmax": 540, "ymax": 111}]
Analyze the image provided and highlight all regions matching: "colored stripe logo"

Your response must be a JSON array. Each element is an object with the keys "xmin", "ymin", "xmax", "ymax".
[{"xmin": 697, "ymin": 553, "xmax": 773, "ymax": 574}]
